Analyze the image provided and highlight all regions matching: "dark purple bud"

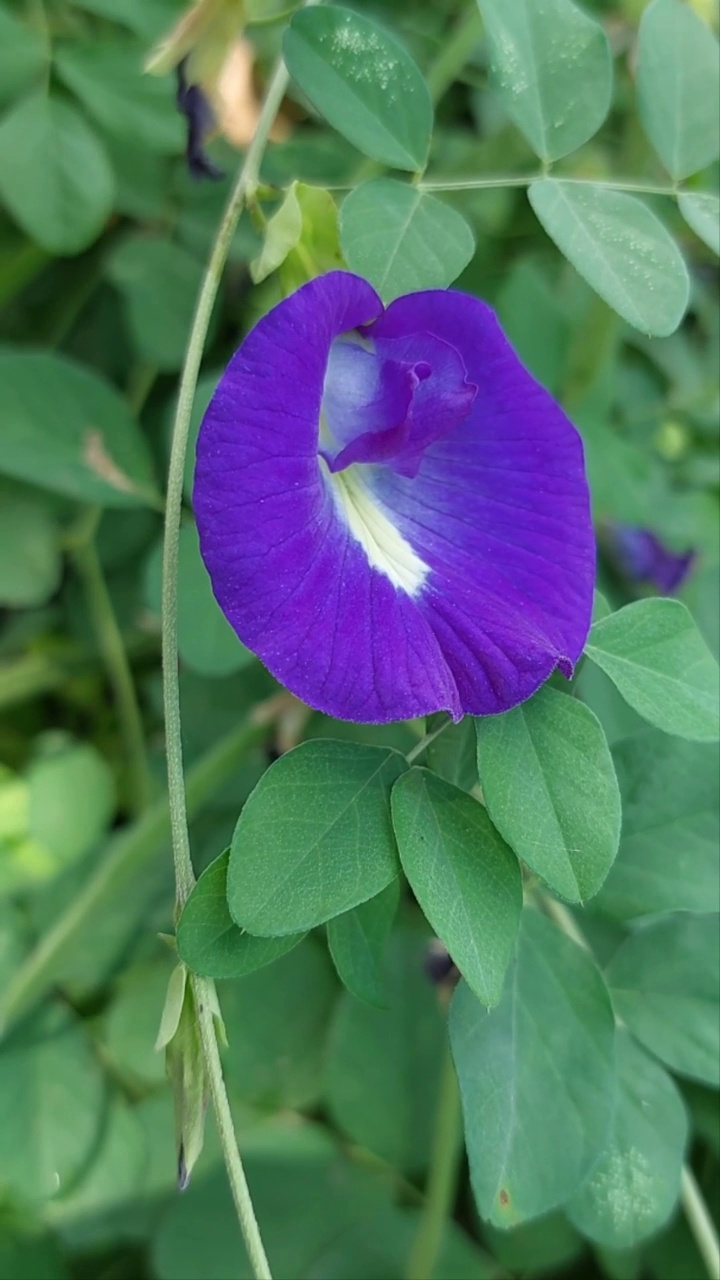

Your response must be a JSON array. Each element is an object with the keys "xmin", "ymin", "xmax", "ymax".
[
  {"xmin": 176, "ymin": 59, "xmax": 225, "ymax": 181},
  {"xmin": 604, "ymin": 522, "xmax": 696, "ymax": 595},
  {"xmin": 424, "ymin": 938, "xmax": 459, "ymax": 987}
]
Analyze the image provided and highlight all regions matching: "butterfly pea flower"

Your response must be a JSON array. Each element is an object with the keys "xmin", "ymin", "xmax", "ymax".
[
  {"xmin": 194, "ymin": 271, "xmax": 595, "ymax": 723},
  {"xmin": 603, "ymin": 522, "xmax": 696, "ymax": 595}
]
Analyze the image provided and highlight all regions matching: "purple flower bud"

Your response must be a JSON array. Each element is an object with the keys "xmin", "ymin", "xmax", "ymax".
[{"xmin": 604, "ymin": 522, "xmax": 696, "ymax": 595}]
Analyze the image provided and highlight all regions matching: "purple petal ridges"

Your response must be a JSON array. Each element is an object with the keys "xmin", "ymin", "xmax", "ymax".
[{"xmin": 194, "ymin": 271, "xmax": 594, "ymax": 722}]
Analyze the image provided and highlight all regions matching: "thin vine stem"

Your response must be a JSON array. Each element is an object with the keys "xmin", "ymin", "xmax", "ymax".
[
  {"xmin": 539, "ymin": 894, "xmax": 720, "ymax": 1280},
  {"xmin": 405, "ymin": 1042, "xmax": 463, "ymax": 1280},
  {"xmin": 417, "ymin": 173, "xmax": 680, "ymax": 196}
]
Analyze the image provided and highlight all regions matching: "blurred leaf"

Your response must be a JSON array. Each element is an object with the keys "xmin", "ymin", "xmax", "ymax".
[
  {"xmin": 567, "ymin": 1032, "xmax": 687, "ymax": 1249},
  {"xmin": 450, "ymin": 909, "xmax": 616, "ymax": 1226},
  {"xmin": 0, "ymin": 351, "xmax": 159, "ymax": 507},
  {"xmin": 340, "ymin": 179, "xmax": 474, "ymax": 301},
  {"xmin": 678, "ymin": 192, "xmax": 720, "ymax": 256},
  {"xmin": 220, "ymin": 939, "xmax": 337, "ymax": 1109},
  {"xmin": 0, "ymin": 93, "xmax": 114, "ymax": 255},
  {"xmin": 72, "ymin": 0, "xmax": 180, "ymax": 39},
  {"xmin": 528, "ymin": 180, "xmax": 689, "ymax": 337},
  {"xmin": 0, "ymin": 1004, "xmax": 107, "ymax": 1202},
  {"xmin": 637, "ymin": 0, "xmax": 720, "ymax": 181},
  {"xmin": 475, "ymin": 686, "xmax": 621, "ymax": 903},
  {"xmin": 0, "ymin": 1230, "xmax": 67, "ymax": 1280},
  {"xmin": 55, "ymin": 39, "xmax": 184, "ymax": 154},
  {"xmin": 596, "ymin": 732, "xmax": 720, "ymax": 921},
  {"xmin": 106, "ymin": 235, "xmax": 206, "ymax": 371},
  {"xmin": 497, "ymin": 259, "xmax": 570, "ymax": 393},
  {"xmin": 178, "ymin": 851, "xmax": 305, "ymax": 980},
  {"xmin": 0, "ymin": 8, "xmax": 47, "ymax": 107},
  {"xmin": 227, "ymin": 741, "xmax": 404, "ymax": 936},
  {"xmin": 327, "ymin": 879, "xmax": 399, "ymax": 1007},
  {"xmin": 586, "ymin": 598, "xmax": 720, "ymax": 743},
  {"xmin": 252, "ymin": 182, "xmax": 343, "ymax": 288},
  {"xmin": 145, "ymin": 522, "xmax": 252, "ymax": 677},
  {"xmin": 476, "ymin": 0, "xmax": 612, "ymax": 161},
  {"xmin": 284, "ymin": 6, "xmax": 433, "ymax": 171},
  {"xmin": 27, "ymin": 742, "xmax": 115, "ymax": 869},
  {"xmin": 325, "ymin": 924, "xmax": 445, "ymax": 1172},
  {"xmin": 392, "ymin": 769, "xmax": 522, "ymax": 1006},
  {"xmin": 425, "ymin": 715, "xmax": 478, "ymax": 792},
  {"xmin": 484, "ymin": 1212, "xmax": 583, "ymax": 1277},
  {"xmin": 0, "ymin": 481, "xmax": 61, "ymax": 608},
  {"xmin": 607, "ymin": 912, "xmax": 719, "ymax": 1085},
  {"xmin": 104, "ymin": 958, "xmax": 174, "ymax": 1087}
]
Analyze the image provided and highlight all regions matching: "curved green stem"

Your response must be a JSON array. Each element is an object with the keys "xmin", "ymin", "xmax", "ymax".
[{"xmin": 405, "ymin": 1044, "xmax": 463, "ymax": 1280}]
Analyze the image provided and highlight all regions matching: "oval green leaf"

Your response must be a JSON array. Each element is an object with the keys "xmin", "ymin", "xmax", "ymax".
[
  {"xmin": 528, "ymin": 179, "xmax": 689, "ymax": 337},
  {"xmin": 475, "ymin": 686, "xmax": 621, "ymax": 903},
  {"xmin": 0, "ymin": 351, "xmax": 158, "ymax": 507},
  {"xmin": 567, "ymin": 1031, "xmax": 688, "ymax": 1249},
  {"xmin": 227, "ymin": 741, "xmax": 404, "ymax": 935},
  {"xmin": 391, "ymin": 769, "xmax": 522, "ymax": 1006},
  {"xmin": 476, "ymin": 0, "xmax": 612, "ymax": 161},
  {"xmin": 340, "ymin": 178, "xmax": 474, "ymax": 301},
  {"xmin": 0, "ymin": 93, "xmax": 114, "ymax": 255},
  {"xmin": 678, "ymin": 193, "xmax": 720, "ymax": 257},
  {"xmin": 106, "ymin": 236, "xmax": 206, "ymax": 372},
  {"xmin": 283, "ymin": 7, "xmax": 433, "ymax": 171},
  {"xmin": 0, "ymin": 8, "xmax": 48, "ymax": 108},
  {"xmin": 585, "ymin": 598, "xmax": 720, "ymax": 743},
  {"xmin": 326, "ymin": 879, "xmax": 399, "ymax": 1008},
  {"xmin": 450, "ymin": 909, "xmax": 616, "ymax": 1226},
  {"xmin": 637, "ymin": 0, "xmax": 720, "ymax": 181},
  {"xmin": 177, "ymin": 852, "xmax": 305, "ymax": 980},
  {"xmin": 607, "ymin": 913, "xmax": 719, "ymax": 1086},
  {"xmin": 55, "ymin": 39, "xmax": 184, "ymax": 155}
]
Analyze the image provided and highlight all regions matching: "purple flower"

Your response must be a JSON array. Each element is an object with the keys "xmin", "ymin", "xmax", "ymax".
[
  {"xmin": 603, "ymin": 522, "xmax": 696, "ymax": 595},
  {"xmin": 176, "ymin": 60, "xmax": 224, "ymax": 181},
  {"xmin": 194, "ymin": 271, "xmax": 595, "ymax": 723}
]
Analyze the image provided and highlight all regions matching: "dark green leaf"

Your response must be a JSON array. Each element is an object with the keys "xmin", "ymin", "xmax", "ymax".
[
  {"xmin": 475, "ymin": 686, "xmax": 621, "ymax": 902},
  {"xmin": 284, "ymin": 7, "xmax": 433, "ymax": 171},
  {"xmin": 56, "ymin": 39, "xmax": 184, "ymax": 155},
  {"xmin": 0, "ymin": 9, "xmax": 48, "ymax": 107},
  {"xmin": 327, "ymin": 879, "xmax": 399, "ymax": 1007},
  {"xmin": 0, "ymin": 481, "xmax": 61, "ymax": 608},
  {"xmin": 392, "ymin": 769, "xmax": 522, "ymax": 1006},
  {"xmin": 637, "ymin": 0, "xmax": 720, "ymax": 180},
  {"xmin": 228, "ymin": 741, "xmax": 404, "ymax": 936},
  {"xmin": 104, "ymin": 959, "xmax": 174, "ymax": 1088},
  {"xmin": 106, "ymin": 235, "xmax": 206, "ymax": 371},
  {"xmin": 450, "ymin": 909, "xmax": 616, "ymax": 1225}
]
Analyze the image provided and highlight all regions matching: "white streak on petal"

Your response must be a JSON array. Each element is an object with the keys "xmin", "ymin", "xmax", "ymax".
[{"xmin": 326, "ymin": 462, "xmax": 429, "ymax": 597}]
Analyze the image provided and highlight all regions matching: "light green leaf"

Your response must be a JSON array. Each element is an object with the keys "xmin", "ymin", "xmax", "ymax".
[
  {"xmin": 567, "ymin": 1032, "xmax": 687, "ymax": 1249},
  {"xmin": 228, "ymin": 741, "xmax": 404, "ymax": 936},
  {"xmin": 0, "ymin": 9, "xmax": 48, "ymax": 107},
  {"xmin": 678, "ymin": 193, "xmax": 720, "ymax": 256},
  {"xmin": 585, "ymin": 598, "xmax": 720, "ymax": 743},
  {"xmin": 391, "ymin": 769, "xmax": 522, "ymax": 1006},
  {"xmin": 325, "ymin": 925, "xmax": 445, "ymax": 1172},
  {"xmin": 0, "ymin": 93, "xmax": 114, "ymax": 255},
  {"xmin": 450, "ymin": 909, "xmax": 616, "ymax": 1226},
  {"xmin": 283, "ymin": 7, "xmax": 433, "ymax": 171},
  {"xmin": 55, "ymin": 39, "xmax": 184, "ymax": 154},
  {"xmin": 596, "ymin": 732, "xmax": 720, "ymax": 921},
  {"xmin": 475, "ymin": 686, "xmax": 621, "ymax": 903},
  {"xmin": 607, "ymin": 912, "xmax": 719, "ymax": 1086},
  {"xmin": 251, "ymin": 184, "xmax": 303, "ymax": 283},
  {"xmin": 28, "ymin": 742, "xmax": 115, "ymax": 869},
  {"xmin": 145, "ymin": 523, "xmax": 252, "ymax": 677},
  {"xmin": 326, "ymin": 879, "xmax": 399, "ymax": 1007},
  {"xmin": 106, "ymin": 235, "xmax": 206, "ymax": 371},
  {"xmin": 528, "ymin": 179, "xmax": 689, "ymax": 337},
  {"xmin": 0, "ymin": 1005, "xmax": 106, "ymax": 1202},
  {"xmin": 637, "ymin": 0, "xmax": 720, "ymax": 181},
  {"xmin": 0, "ymin": 351, "xmax": 158, "ymax": 507},
  {"xmin": 476, "ymin": 0, "xmax": 612, "ymax": 161},
  {"xmin": 340, "ymin": 178, "xmax": 475, "ymax": 302},
  {"xmin": 177, "ymin": 851, "xmax": 305, "ymax": 980},
  {"xmin": 104, "ymin": 959, "xmax": 174, "ymax": 1088},
  {"xmin": 0, "ymin": 481, "xmax": 61, "ymax": 609}
]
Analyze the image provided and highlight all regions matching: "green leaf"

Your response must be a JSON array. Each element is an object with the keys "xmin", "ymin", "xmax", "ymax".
[
  {"xmin": 104, "ymin": 959, "xmax": 174, "ymax": 1088},
  {"xmin": 450, "ymin": 909, "xmax": 616, "ymax": 1226},
  {"xmin": 339, "ymin": 179, "xmax": 475, "ymax": 302},
  {"xmin": 220, "ymin": 940, "xmax": 337, "ymax": 1109},
  {"xmin": 178, "ymin": 851, "xmax": 305, "ymax": 980},
  {"xmin": 496, "ymin": 260, "xmax": 571, "ymax": 394},
  {"xmin": 55, "ymin": 39, "xmax": 184, "ymax": 155},
  {"xmin": 596, "ymin": 732, "xmax": 720, "ymax": 921},
  {"xmin": 251, "ymin": 184, "xmax": 304, "ymax": 283},
  {"xmin": 252, "ymin": 182, "xmax": 344, "ymax": 290},
  {"xmin": 227, "ymin": 741, "xmax": 404, "ymax": 936},
  {"xmin": 391, "ymin": 769, "xmax": 522, "ymax": 1006},
  {"xmin": 0, "ymin": 481, "xmax": 61, "ymax": 609},
  {"xmin": 0, "ymin": 93, "xmax": 114, "ymax": 255},
  {"xmin": 106, "ymin": 235, "xmax": 206, "ymax": 371},
  {"xmin": 606, "ymin": 912, "xmax": 719, "ymax": 1086},
  {"xmin": 484, "ymin": 1213, "xmax": 583, "ymax": 1277},
  {"xmin": 0, "ymin": 9, "xmax": 48, "ymax": 107},
  {"xmin": 528, "ymin": 180, "xmax": 689, "ymax": 337},
  {"xmin": 678, "ymin": 193, "xmax": 720, "ymax": 256},
  {"xmin": 475, "ymin": 686, "xmax": 621, "ymax": 903},
  {"xmin": 283, "ymin": 7, "xmax": 433, "ymax": 171},
  {"xmin": 27, "ymin": 742, "xmax": 115, "ymax": 869},
  {"xmin": 326, "ymin": 880, "xmax": 399, "ymax": 1007},
  {"xmin": 0, "ymin": 351, "xmax": 158, "ymax": 507},
  {"xmin": 585, "ymin": 598, "xmax": 720, "ymax": 743},
  {"xmin": 476, "ymin": 0, "xmax": 612, "ymax": 161},
  {"xmin": 0, "ymin": 1005, "xmax": 106, "ymax": 1202},
  {"xmin": 145, "ymin": 523, "xmax": 251, "ymax": 677},
  {"xmin": 325, "ymin": 924, "xmax": 445, "ymax": 1172},
  {"xmin": 568, "ymin": 1032, "xmax": 687, "ymax": 1249},
  {"xmin": 637, "ymin": 0, "xmax": 720, "ymax": 181}
]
